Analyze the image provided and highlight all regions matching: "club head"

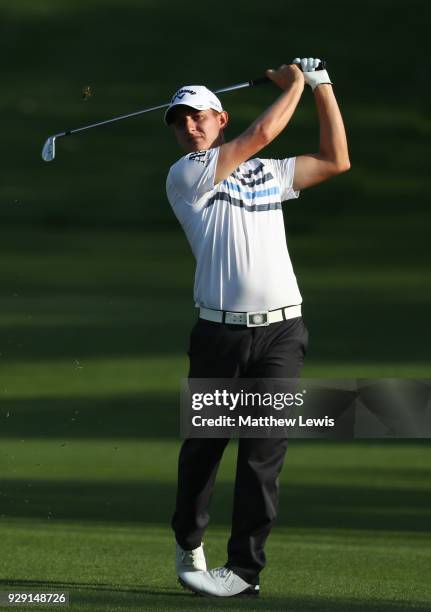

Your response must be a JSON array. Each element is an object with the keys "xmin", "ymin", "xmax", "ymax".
[{"xmin": 42, "ymin": 136, "xmax": 56, "ymax": 162}]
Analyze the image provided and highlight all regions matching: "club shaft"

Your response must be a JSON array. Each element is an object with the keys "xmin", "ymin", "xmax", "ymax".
[
  {"xmin": 214, "ymin": 81, "xmax": 252, "ymax": 95},
  {"xmin": 61, "ymin": 82, "xmax": 254, "ymax": 138},
  {"xmin": 65, "ymin": 102, "xmax": 171, "ymax": 136},
  {"xmin": 44, "ymin": 60, "xmax": 327, "ymax": 155}
]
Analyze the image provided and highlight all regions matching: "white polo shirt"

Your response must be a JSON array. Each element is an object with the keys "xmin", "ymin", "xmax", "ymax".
[{"xmin": 166, "ymin": 147, "xmax": 302, "ymax": 312}]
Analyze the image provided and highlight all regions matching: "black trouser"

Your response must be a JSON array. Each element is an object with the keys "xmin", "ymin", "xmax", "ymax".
[{"xmin": 171, "ymin": 315, "xmax": 308, "ymax": 584}]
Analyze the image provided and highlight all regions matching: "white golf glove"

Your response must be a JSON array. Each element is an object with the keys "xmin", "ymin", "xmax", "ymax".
[{"xmin": 292, "ymin": 57, "xmax": 332, "ymax": 91}]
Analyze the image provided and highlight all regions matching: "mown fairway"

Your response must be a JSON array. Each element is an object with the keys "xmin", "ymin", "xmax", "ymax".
[
  {"xmin": 1, "ymin": 230, "xmax": 430, "ymax": 611},
  {"xmin": 1, "ymin": 440, "xmax": 431, "ymax": 611},
  {"xmin": 1, "ymin": 0, "xmax": 430, "ymax": 610}
]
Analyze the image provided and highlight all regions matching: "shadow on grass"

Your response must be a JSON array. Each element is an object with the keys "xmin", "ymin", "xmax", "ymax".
[
  {"xmin": 0, "ymin": 579, "xmax": 427, "ymax": 611},
  {"xmin": 2, "ymin": 0, "xmax": 428, "ymax": 231},
  {"xmin": 0, "ymin": 394, "xmax": 179, "ymax": 439},
  {"xmin": 1, "ymin": 478, "xmax": 430, "ymax": 533},
  {"xmin": 1, "ymin": 296, "xmax": 430, "ymax": 362}
]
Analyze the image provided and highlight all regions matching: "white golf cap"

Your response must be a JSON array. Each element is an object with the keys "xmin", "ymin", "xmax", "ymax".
[{"xmin": 164, "ymin": 85, "xmax": 223, "ymax": 125}]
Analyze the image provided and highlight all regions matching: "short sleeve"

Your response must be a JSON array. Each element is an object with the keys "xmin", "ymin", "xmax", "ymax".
[
  {"xmin": 260, "ymin": 157, "xmax": 300, "ymax": 202},
  {"xmin": 166, "ymin": 147, "xmax": 220, "ymax": 205}
]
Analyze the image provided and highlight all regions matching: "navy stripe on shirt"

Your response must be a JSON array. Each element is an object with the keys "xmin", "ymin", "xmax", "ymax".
[
  {"xmin": 232, "ymin": 172, "xmax": 274, "ymax": 188},
  {"xmin": 235, "ymin": 162, "xmax": 265, "ymax": 179},
  {"xmin": 206, "ymin": 191, "xmax": 282, "ymax": 212}
]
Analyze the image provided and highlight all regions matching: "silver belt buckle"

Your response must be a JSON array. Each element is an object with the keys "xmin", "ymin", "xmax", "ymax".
[{"xmin": 247, "ymin": 310, "xmax": 269, "ymax": 327}]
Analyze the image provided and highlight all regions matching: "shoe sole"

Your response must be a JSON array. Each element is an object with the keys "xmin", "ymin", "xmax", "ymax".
[{"xmin": 178, "ymin": 577, "xmax": 259, "ymax": 597}]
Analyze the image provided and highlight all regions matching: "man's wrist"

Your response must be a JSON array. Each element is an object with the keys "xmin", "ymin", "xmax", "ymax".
[
  {"xmin": 312, "ymin": 83, "xmax": 333, "ymax": 96},
  {"xmin": 285, "ymin": 78, "xmax": 305, "ymax": 93}
]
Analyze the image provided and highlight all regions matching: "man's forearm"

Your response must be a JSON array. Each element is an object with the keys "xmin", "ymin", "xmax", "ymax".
[
  {"xmin": 248, "ymin": 80, "xmax": 304, "ymax": 145},
  {"xmin": 314, "ymin": 85, "xmax": 350, "ymax": 169}
]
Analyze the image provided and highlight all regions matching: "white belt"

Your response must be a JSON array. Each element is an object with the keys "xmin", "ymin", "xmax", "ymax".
[{"xmin": 199, "ymin": 305, "xmax": 302, "ymax": 327}]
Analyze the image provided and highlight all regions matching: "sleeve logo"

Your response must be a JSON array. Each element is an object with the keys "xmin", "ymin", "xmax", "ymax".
[{"xmin": 188, "ymin": 151, "xmax": 207, "ymax": 165}]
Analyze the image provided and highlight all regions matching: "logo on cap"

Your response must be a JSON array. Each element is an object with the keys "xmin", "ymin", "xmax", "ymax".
[{"xmin": 172, "ymin": 89, "xmax": 197, "ymax": 103}]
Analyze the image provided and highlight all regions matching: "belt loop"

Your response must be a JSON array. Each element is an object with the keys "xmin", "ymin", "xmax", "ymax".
[
  {"xmin": 281, "ymin": 307, "xmax": 286, "ymax": 321},
  {"xmin": 222, "ymin": 310, "xmax": 226, "ymax": 324}
]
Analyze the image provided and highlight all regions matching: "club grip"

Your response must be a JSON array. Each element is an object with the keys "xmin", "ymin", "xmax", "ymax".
[
  {"xmin": 293, "ymin": 59, "xmax": 327, "ymax": 71},
  {"xmin": 249, "ymin": 76, "xmax": 271, "ymax": 87},
  {"xmin": 250, "ymin": 59, "xmax": 327, "ymax": 87},
  {"xmin": 314, "ymin": 59, "xmax": 327, "ymax": 70}
]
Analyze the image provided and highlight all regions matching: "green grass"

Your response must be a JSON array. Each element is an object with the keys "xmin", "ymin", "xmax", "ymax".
[
  {"xmin": 0, "ymin": 227, "xmax": 430, "ymax": 384},
  {"xmin": 1, "ymin": 522, "xmax": 430, "ymax": 611},
  {"xmin": 1, "ymin": 442, "xmax": 431, "ymax": 610},
  {"xmin": 0, "ymin": 0, "xmax": 429, "ymax": 229},
  {"xmin": 1, "ymin": 0, "xmax": 430, "ymax": 608},
  {"xmin": 0, "ymin": 223, "xmax": 429, "ymax": 609}
]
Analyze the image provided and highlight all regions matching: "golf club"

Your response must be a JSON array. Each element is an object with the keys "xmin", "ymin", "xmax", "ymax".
[{"xmin": 41, "ymin": 60, "xmax": 326, "ymax": 162}]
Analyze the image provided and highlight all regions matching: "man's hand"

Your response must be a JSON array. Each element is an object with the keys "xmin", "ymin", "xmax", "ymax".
[
  {"xmin": 292, "ymin": 57, "xmax": 332, "ymax": 91},
  {"xmin": 214, "ymin": 65, "xmax": 304, "ymax": 184},
  {"xmin": 265, "ymin": 63, "xmax": 305, "ymax": 91}
]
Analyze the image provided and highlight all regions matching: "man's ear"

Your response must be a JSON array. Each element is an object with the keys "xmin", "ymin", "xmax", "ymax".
[{"xmin": 219, "ymin": 110, "xmax": 229, "ymax": 130}]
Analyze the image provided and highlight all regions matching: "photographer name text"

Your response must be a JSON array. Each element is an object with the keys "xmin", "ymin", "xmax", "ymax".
[{"xmin": 191, "ymin": 415, "xmax": 335, "ymax": 427}]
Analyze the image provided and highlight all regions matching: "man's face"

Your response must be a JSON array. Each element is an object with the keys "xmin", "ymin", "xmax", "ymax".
[{"xmin": 169, "ymin": 106, "xmax": 228, "ymax": 153}]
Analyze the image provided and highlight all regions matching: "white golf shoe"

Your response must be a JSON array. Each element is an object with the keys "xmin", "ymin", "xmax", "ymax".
[
  {"xmin": 175, "ymin": 543, "xmax": 207, "ymax": 579},
  {"xmin": 179, "ymin": 566, "xmax": 259, "ymax": 597}
]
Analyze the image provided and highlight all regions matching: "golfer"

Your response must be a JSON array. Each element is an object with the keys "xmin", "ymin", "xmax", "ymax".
[{"xmin": 165, "ymin": 58, "xmax": 350, "ymax": 597}]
